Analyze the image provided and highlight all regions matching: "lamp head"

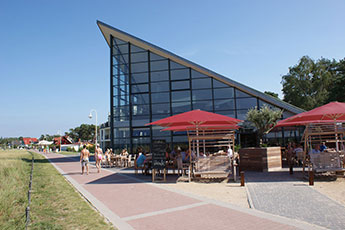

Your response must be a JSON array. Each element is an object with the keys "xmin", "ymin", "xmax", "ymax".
[{"xmin": 88, "ymin": 114, "xmax": 92, "ymax": 119}]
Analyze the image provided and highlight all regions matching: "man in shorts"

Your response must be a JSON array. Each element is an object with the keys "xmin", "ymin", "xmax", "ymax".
[{"xmin": 80, "ymin": 145, "xmax": 90, "ymax": 175}]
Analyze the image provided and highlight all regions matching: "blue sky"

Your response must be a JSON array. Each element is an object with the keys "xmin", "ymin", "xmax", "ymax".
[{"xmin": 1, "ymin": 0, "xmax": 345, "ymax": 138}]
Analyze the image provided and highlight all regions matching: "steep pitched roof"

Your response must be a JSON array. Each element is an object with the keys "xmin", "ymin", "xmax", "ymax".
[{"xmin": 97, "ymin": 21, "xmax": 304, "ymax": 115}]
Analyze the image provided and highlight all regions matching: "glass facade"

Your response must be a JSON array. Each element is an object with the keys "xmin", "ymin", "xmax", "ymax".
[{"xmin": 110, "ymin": 36, "xmax": 294, "ymax": 153}]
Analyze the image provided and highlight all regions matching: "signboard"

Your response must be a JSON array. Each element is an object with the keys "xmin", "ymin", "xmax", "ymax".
[{"xmin": 152, "ymin": 140, "xmax": 166, "ymax": 169}]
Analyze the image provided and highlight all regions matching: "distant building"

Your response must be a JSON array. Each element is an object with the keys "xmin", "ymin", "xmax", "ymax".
[
  {"xmin": 22, "ymin": 138, "xmax": 38, "ymax": 146},
  {"xmin": 53, "ymin": 136, "xmax": 74, "ymax": 146},
  {"xmin": 100, "ymin": 113, "xmax": 111, "ymax": 150}
]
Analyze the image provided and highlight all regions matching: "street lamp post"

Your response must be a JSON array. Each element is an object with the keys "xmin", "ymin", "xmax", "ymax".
[{"xmin": 88, "ymin": 109, "xmax": 98, "ymax": 149}]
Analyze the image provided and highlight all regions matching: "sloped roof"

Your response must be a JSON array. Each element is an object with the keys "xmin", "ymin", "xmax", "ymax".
[{"xmin": 97, "ymin": 21, "xmax": 304, "ymax": 115}]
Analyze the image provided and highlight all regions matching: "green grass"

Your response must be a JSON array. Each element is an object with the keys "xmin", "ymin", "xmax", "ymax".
[
  {"xmin": 0, "ymin": 150, "xmax": 114, "ymax": 230},
  {"xmin": 58, "ymin": 151, "xmax": 80, "ymax": 156}
]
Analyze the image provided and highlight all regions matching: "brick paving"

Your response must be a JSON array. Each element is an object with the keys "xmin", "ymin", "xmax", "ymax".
[
  {"xmin": 246, "ymin": 171, "xmax": 345, "ymax": 230},
  {"xmin": 39, "ymin": 152, "xmax": 321, "ymax": 230}
]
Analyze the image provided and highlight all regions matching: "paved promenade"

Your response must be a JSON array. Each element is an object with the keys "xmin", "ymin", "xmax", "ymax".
[
  {"xmin": 246, "ymin": 171, "xmax": 345, "ymax": 230},
  {"xmin": 40, "ymin": 152, "xmax": 322, "ymax": 230}
]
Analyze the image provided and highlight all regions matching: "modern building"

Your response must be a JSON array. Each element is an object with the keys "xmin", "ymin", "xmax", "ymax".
[{"xmin": 97, "ymin": 21, "xmax": 304, "ymax": 153}]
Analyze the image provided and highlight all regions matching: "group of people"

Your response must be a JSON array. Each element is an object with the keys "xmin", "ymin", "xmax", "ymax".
[{"xmin": 285, "ymin": 142, "xmax": 328, "ymax": 166}]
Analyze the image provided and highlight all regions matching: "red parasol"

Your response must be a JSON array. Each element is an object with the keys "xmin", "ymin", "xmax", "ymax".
[
  {"xmin": 276, "ymin": 102, "xmax": 345, "ymax": 127},
  {"xmin": 161, "ymin": 124, "xmax": 240, "ymax": 132},
  {"xmin": 146, "ymin": 109, "xmax": 242, "ymax": 127}
]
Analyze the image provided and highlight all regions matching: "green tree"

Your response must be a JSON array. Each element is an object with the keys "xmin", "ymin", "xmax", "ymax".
[
  {"xmin": 281, "ymin": 56, "xmax": 336, "ymax": 110},
  {"xmin": 67, "ymin": 124, "xmax": 97, "ymax": 142},
  {"xmin": 264, "ymin": 91, "xmax": 279, "ymax": 98},
  {"xmin": 246, "ymin": 105, "xmax": 283, "ymax": 147},
  {"xmin": 329, "ymin": 58, "xmax": 345, "ymax": 102}
]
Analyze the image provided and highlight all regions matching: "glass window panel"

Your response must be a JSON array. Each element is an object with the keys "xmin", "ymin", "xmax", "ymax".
[
  {"xmin": 114, "ymin": 116, "xmax": 129, "ymax": 122},
  {"xmin": 214, "ymin": 87, "xmax": 234, "ymax": 99},
  {"xmin": 113, "ymin": 38, "xmax": 127, "ymax": 45},
  {"xmin": 114, "ymin": 106, "xmax": 129, "ymax": 117},
  {"xmin": 130, "ymin": 44, "xmax": 145, "ymax": 53},
  {"xmin": 152, "ymin": 114, "xmax": 170, "ymax": 121},
  {"xmin": 131, "ymin": 72, "xmax": 148, "ymax": 84},
  {"xmin": 119, "ymin": 73, "xmax": 129, "ymax": 83},
  {"xmin": 113, "ymin": 43, "xmax": 128, "ymax": 55},
  {"xmin": 192, "ymin": 78, "xmax": 211, "ymax": 89},
  {"xmin": 150, "ymin": 70, "xmax": 169, "ymax": 82},
  {"xmin": 192, "ymin": 89, "xmax": 212, "ymax": 101},
  {"xmin": 151, "ymin": 81, "xmax": 169, "ymax": 92},
  {"xmin": 131, "ymin": 84, "xmax": 148, "ymax": 94},
  {"xmin": 131, "ymin": 51, "xmax": 148, "ymax": 63},
  {"xmin": 150, "ymin": 52, "xmax": 166, "ymax": 61},
  {"xmin": 113, "ymin": 54, "xmax": 128, "ymax": 64},
  {"xmin": 214, "ymin": 99, "xmax": 235, "ymax": 110},
  {"xmin": 258, "ymin": 100, "xmax": 278, "ymax": 110},
  {"xmin": 216, "ymin": 110, "xmax": 236, "ymax": 118},
  {"xmin": 116, "ymin": 84, "xmax": 129, "ymax": 95},
  {"xmin": 171, "ymin": 68, "xmax": 190, "ymax": 80},
  {"xmin": 132, "ymin": 116, "xmax": 150, "ymax": 127},
  {"xmin": 151, "ymin": 60, "xmax": 169, "ymax": 71},
  {"xmin": 132, "ymin": 127, "xmax": 150, "ymax": 137},
  {"xmin": 170, "ymin": 61, "xmax": 185, "ymax": 69},
  {"xmin": 172, "ymin": 102, "xmax": 191, "ymax": 114},
  {"xmin": 131, "ymin": 62, "xmax": 148, "ymax": 73},
  {"xmin": 171, "ymin": 80, "xmax": 190, "ymax": 90},
  {"xmin": 114, "ymin": 128, "xmax": 130, "ymax": 138},
  {"xmin": 236, "ymin": 89, "xmax": 251, "ymax": 98},
  {"xmin": 114, "ymin": 96, "xmax": 129, "ymax": 106},
  {"xmin": 132, "ymin": 137, "xmax": 151, "ymax": 144},
  {"xmin": 152, "ymin": 103, "xmax": 170, "ymax": 114},
  {"xmin": 213, "ymin": 79, "xmax": 229, "ymax": 88},
  {"xmin": 151, "ymin": 92, "xmax": 170, "ymax": 103},
  {"xmin": 115, "ymin": 63, "xmax": 129, "ymax": 75},
  {"xmin": 191, "ymin": 70, "xmax": 209, "ymax": 79},
  {"xmin": 237, "ymin": 109, "xmax": 249, "ymax": 120},
  {"xmin": 283, "ymin": 111, "xmax": 295, "ymax": 119},
  {"xmin": 172, "ymin": 90, "xmax": 191, "ymax": 102},
  {"xmin": 173, "ymin": 135, "xmax": 188, "ymax": 142},
  {"xmin": 152, "ymin": 126, "xmax": 170, "ymax": 137},
  {"xmin": 236, "ymin": 97, "xmax": 257, "ymax": 109},
  {"xmin": 192, "ymin": 100, "xmax": 213, "ymax": 111},
  {"xmin": 131, "ymin": 94, "xmax": 149, "ymax": 105},
  {"xmin": 132, "ymin": 104, "xmax": 150, "ymax": 115}
]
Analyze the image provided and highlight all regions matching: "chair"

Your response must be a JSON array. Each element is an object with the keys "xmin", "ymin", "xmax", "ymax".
[{"xmin": 127, "ymin": 155, "xmax": 132, "ymax": 167}]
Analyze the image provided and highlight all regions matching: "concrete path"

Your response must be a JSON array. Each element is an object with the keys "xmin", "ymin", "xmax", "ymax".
[
  {"xmin": 246, "ymin": 171, "xmax": 345, "ymax": 230},
  {"xmin": 39, "ymin": 152, "xmax": 323, "ymax": 230}
]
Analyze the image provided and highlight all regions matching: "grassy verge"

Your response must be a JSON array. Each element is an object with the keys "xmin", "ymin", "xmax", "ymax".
[
  {"xmin": 58, "ymin": 151, "xmax": 80, "ymax": 156},
  {"xmin": 0, "ymin": 150, "xmax": 114, "ymax": 230}
]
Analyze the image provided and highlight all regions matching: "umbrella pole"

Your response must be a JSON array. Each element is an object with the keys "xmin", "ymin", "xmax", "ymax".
[
  {"xmin": 203, "ymin": 130, "xmax": 206, "ymax": 156},
  {"xmin": 196, "ymin": 125, "xmax": 199, "ymax": 157}
]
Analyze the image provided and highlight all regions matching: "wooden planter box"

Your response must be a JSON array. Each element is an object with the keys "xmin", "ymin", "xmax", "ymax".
[{"xmin": 239, "ymin": 147, "xmax": 282, "ymax": 172}]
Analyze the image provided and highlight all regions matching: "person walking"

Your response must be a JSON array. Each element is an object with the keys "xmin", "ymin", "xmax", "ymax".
[
  {"xmin": 95, "ymin": 144, "xmax": 103, "ymax": 173},
  {"xmin": 80, "ymin": 145, "xmax": 90, "ymax": 175}
]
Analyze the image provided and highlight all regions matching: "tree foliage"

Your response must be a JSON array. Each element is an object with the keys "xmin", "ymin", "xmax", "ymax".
[
  {"xmin": 246, "ymin": 105, "xmax": 283, "ymax": 146},
  {"xmin": 281, "ymin": 56, "xmax": 343, "ymax": 110},
  {"xmin": 67, "ymin": 124, "xmax": 97, "ymax": 142},
  {"xmin": 264, "ymin": 91, "xmax": 279, "ymax": 98}
]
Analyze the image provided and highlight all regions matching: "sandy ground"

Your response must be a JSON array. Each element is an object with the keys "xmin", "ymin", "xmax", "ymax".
[
  {"xmin": 160, "ymin": 181, "xmax": 249, "ymax": 209},
  {"xmin": 313, "ymin": 177, "xmax": 345, "ymax": 207}
]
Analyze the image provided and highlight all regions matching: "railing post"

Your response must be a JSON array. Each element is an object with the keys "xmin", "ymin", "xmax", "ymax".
[
  {"xmin": 309, "ymin": 170, "xmax": 314, "ymax": 186},
  {"xmin": 240, "ymin": 171, "xmax": 245, "ymax": 186}
]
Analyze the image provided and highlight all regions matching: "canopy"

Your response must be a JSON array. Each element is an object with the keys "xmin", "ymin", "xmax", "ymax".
[
  {"xmin": 161, "ymin": 124, "xmax": 240, "ymax": 132},
  {"xmin": 276, "ymin": 102, "xmax": 345, "ymax": 127},
  {"xmin": 37, "ymin": 140, "xmax": 53, "ymax": 146},
  {"xmin": 147, "ymin": 109, "xmax": 242, "ymax": 127}
]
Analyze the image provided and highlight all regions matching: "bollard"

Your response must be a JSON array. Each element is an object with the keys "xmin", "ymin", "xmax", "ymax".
[
  {"xmin": 309, "ymin": 170, "xmax": 314, "ymax": 186},
  {"xmin": 289, "ymin": 164, "xmax": 293, "ymax": 174},
  {"xmin": 240, "ymin": 171, "xmax": 245, "ymax": 186}
]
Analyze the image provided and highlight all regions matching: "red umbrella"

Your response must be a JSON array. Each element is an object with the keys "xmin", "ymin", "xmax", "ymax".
[
  {"xmin": 147, "ymin": 109, "xmax": 242, "ymax": 127},
  {"xmin": 276, "ymin": 102, "xmax": 345, "ymax": 127},
  {"xmin": 161, "ymin": 124, "xmax": 240, "ymax": 132}
]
